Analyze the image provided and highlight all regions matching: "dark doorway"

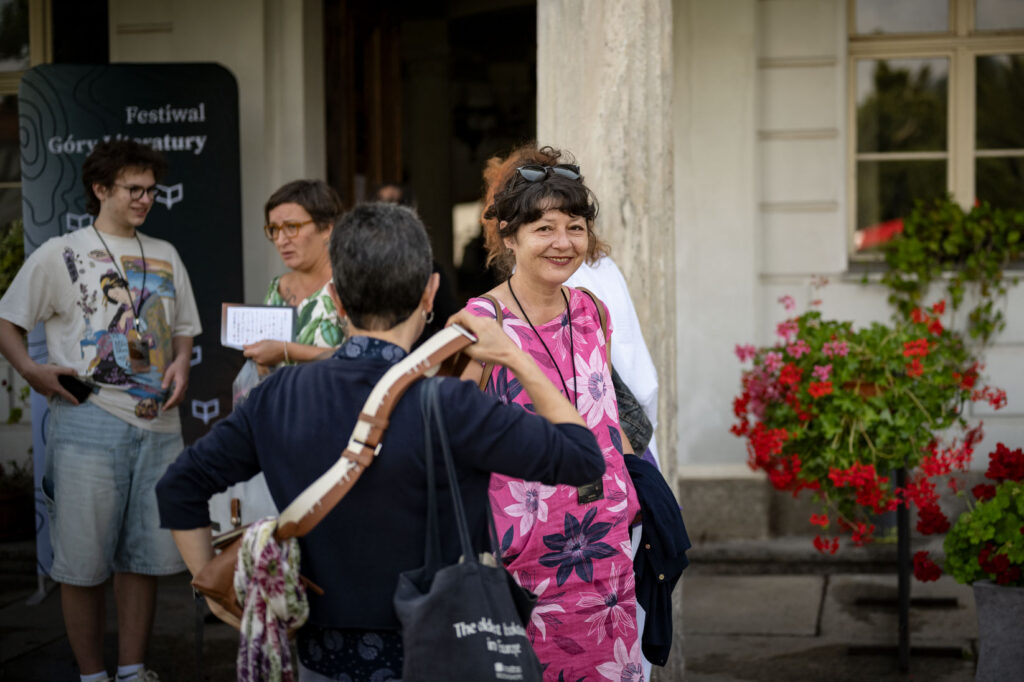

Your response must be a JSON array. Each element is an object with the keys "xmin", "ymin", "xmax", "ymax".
[{"xmin": 323, "ymin": 0, "xmax": 536, "ymax": 301}]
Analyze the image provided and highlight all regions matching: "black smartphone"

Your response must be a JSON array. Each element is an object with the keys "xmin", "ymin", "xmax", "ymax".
[{"xmin": 57, "ymin": 374, "xmax": 93, "ymax": 403}]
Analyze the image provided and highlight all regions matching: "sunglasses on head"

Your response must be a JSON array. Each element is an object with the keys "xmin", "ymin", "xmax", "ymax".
[{"xmin": 512, "ymin": 164, "xmax": 582, "ymax": 186}]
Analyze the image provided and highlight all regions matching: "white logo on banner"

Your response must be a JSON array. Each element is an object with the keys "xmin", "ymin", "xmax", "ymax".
[
  {"xmin": 190, "ymin": 345, "xmax": 202, "ymax": 367},
  {"xmin": 156, "ymin": 183, "xmax": 184, "ymax": 209},
  {"xmin": 65, "ymin": 213, "xmax": 94, "ymax": 232},
  {"xmin": 191, "ymin": 398, "xmax": 220, "ymax": 424}
]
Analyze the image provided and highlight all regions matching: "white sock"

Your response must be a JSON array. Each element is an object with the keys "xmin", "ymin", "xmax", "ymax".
[
  {"xmin": 81, "ymin": 673, "xmax": 109, "ymax": 682},
  {"xmin": 116, "ymin": 663, "xmax": 144, "ymax": 680}
]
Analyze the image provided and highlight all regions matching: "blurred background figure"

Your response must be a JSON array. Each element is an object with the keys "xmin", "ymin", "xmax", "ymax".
[
  {"xmin": 374, "ymin": 182, "xmax": 460, "ymax": 344},
  {"xmin": 213, "ymin": 180, "xmax": 345, "ymax": 533},
  {"xmin": 243, "ymin": 180, "xmax": 346, "ymax": 370}
]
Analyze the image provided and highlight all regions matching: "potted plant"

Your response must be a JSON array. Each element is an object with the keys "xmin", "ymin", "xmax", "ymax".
[
  {"xmin": 731, "ymin": 294, "xmax": 1005, "ymax": 551},
  {"xmin": 0, "ymin": 456, "xmax": 34, "ymax": 541},
  {"xmin": 913, "ymin": 443, "xmax": 1024, "ymax": 681}
]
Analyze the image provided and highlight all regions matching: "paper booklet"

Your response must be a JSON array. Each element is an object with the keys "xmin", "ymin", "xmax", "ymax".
[{"xmin": 220, "ymin": 303, "xmax": 296, "ymax": 349}]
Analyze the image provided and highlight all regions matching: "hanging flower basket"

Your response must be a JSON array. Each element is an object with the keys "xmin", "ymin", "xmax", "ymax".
[{"xmin": 731, "ymin": 298, "xmax": 1005, "ymax": 552}]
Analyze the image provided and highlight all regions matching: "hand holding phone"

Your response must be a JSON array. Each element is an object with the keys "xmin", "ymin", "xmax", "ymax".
[{"xmin": 57, "ymin": 374, "xmax": 94, "ymax": 404}]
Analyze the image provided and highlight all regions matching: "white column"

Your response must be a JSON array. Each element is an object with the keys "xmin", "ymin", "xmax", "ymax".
[{"xmin": 537, "ymin": 0, "xmax": 678, "ymax": 490}]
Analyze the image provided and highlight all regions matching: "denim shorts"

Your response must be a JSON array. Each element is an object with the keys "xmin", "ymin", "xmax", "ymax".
[{"xmin": 42, "ymin": 399, "xmax": 186, "ymax": 585}]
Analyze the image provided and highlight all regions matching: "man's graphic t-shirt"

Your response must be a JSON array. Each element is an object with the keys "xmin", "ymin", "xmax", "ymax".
[{"xmin": 0, "ymin": 228, "xmax": 201, "ymax": 432}]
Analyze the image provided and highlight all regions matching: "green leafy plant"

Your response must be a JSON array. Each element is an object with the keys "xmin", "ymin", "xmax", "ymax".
[
  {"xmin": 0, "ymin": 218, "xmax": 24, "ymax": 300},
  {"xmin": 913, "ymin": 443, "xmax": 1024, "ymax": 587},
  {"xmin": 0, "ymin": 456, "xmax": 32, "ymax": 495},
  {"xmin": 880, "ymin": 198, "xmax": 1022, "ymax": 343},
  {"xmin": 5, "ymin": 383, "xmax": 29, "ymax": 424},
  {"xmin": 731, "ymin": 295, "xmax": 1004, "ymax": 552}
]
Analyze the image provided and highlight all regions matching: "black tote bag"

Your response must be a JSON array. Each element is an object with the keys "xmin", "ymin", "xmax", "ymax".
[{"xmin": 393, "ymin": 379, "xmax": 542, "ymax": 682}]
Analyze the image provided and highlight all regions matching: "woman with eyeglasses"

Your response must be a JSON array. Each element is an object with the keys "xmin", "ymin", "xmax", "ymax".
[
  {"xmin": 461, "ymin": 144, "xmax": 644, "ymax": 681},
  {"xmin": 242, "ymin": 180, "xmax": 346, "ymax": 369}
]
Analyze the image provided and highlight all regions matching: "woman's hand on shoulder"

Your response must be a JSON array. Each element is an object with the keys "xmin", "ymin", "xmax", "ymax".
[{"xmin": 448, "ymin": 309, "xmax": 519, "ymax": 369}]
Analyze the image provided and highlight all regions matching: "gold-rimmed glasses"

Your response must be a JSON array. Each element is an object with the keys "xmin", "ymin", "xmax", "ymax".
[{"xmin": 263, "ymin": 219, "xmax": 315, "ymax": 241}]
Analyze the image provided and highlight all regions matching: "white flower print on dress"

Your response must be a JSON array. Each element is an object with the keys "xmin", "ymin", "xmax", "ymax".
[
  {"xmin": 596, "ymin": 637, "xmax": 645, "ymax": 682},
  {"xmin": 606, "ymin": 472, "xmax": 629, "ymax": 514},
  {"xmin": 514, "ymin": 572, "xmax": 566, "ymax": 642},
  {"xmin": 575, "ymin": 562, "xmax": 637, "ymax": 644},
  {"xmin": 570, "ymin": 346, "xmax": 618, "ymax": 430},
  {"xmin": 504, "ymin": 480, "xmax": 557, "ymax": 534}
]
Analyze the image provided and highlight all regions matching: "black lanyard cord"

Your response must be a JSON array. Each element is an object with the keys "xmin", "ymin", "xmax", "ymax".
[
  {"xmin": 92, "ymin": 226, "xmax": 147, "ymax": 329},
  {"xmin": 507, "ymin": 277, "xmax": 577, "ymax": 411}
]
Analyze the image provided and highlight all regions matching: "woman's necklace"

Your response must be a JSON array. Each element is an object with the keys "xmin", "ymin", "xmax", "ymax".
[
  {"xmin": 507, "ymin": 277, "xmax": 577, "ymax": 410},
  {"xmin": 507, "ymin": 277, "xmax": 602, "ymax": 504}
]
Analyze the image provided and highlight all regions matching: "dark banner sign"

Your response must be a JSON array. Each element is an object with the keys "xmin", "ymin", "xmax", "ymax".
[{"xmin": 19, "ymin": 63, "xmax": 243, "ymax": 575}]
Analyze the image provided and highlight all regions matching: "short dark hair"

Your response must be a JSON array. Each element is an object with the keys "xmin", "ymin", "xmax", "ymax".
[
  {"xmin": 81, "ymin": 140, "xmax": 168, "ymax": 216},
  {"xmin": 265, "ymin": 179, "xmax": 344, "ymax": 229},
  {"xmin": 481, "ymin": 144, "xmax": 604, "ymax": 278},
  {"xmin": 330, "ymin": 202, "xmax": 433, "ymax": 330}
]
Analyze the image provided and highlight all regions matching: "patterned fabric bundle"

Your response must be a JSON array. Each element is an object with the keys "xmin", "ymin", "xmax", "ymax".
[{"xmin": 234, "ymin": 519, "xmax": 309, "ymax": 682}]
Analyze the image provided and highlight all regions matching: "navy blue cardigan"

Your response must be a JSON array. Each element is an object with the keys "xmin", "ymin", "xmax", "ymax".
[{"xmin": 156, "ymin": 336, "xmax": 604, "ymax": 630}]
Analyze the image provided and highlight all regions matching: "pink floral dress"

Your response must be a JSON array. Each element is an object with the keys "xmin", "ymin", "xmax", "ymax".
[{"xmin": 467, "ymin": 288, "xmax": 644, "ymax": 682}]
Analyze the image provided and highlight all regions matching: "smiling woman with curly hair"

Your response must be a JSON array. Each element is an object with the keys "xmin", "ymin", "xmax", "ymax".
[{"xmin": 461, "ymin": 143, "xmax": 643, "ymax": 681}]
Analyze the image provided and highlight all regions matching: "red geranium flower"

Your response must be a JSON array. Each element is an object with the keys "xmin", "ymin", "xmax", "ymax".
[
  {"xmin": 913, "ymin": 551, "xmax": 942, "ymax": 582},
  {"xmin": 813, "ymin": 535, "xmax": 839, "ymax": 555},
  {"xmin": 779, "ymin": 363, "xmax": 802, "ymax": 386},
  {"xmin": 916, "ymin": 504, "xmax": 950, "ymax": 535},
  {"xmin": 808, "ymin": 381, "xmax": 833, "ymax": 398},
  {"xmin": 903, "ymin": 338, "xmax": 929, "ymax": 357}
]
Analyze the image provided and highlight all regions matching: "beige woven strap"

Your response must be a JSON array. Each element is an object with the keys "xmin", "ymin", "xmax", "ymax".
[
  {"xmin": 575, "ymin": 286, "xmax": 611, "ymax": 370},
  {"xmin": 477, "ymin": 294, "xmax": 504, "ymax": 391},
  {"xmin": 273, "ymin": 324, "xmax": 476, "ymax": 539}
]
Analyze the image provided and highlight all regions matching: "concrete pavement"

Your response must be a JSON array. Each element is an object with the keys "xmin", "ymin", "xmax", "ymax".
[{"xmin": 1, "ymin": 538, "xmax": 981, "ymax": 681}]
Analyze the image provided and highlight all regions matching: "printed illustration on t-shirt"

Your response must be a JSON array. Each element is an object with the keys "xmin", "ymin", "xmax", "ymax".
[{"xmin": 69, "ymin": 246, "xmax": 178, "ymax": 419}]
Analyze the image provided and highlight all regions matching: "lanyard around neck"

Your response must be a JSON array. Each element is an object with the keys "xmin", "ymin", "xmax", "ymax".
[
  {"xmin": 92, "ymin": 226, "xmax": 147, "ymax": 327},
  {"xmin": 507, "ymin": 278, "xmax": 577, "ymax": 411}
]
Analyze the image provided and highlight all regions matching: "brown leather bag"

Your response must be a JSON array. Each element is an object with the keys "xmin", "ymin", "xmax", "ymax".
[{"xmin": 191, "ymin": 325, "xmax": 476, "ymax": 618}]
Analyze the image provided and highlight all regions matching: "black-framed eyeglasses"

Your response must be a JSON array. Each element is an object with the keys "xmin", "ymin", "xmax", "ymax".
[
  {"xmin": 512, "ymin": 164, "xmax": 582, "ymax": 187},
  {"xmin": 115, "ymin": 183, "xmax": 161, "ymax": 201},
  {"xmin": 264, "ymin": 219, "xmax": 316, "ymax": 241}
]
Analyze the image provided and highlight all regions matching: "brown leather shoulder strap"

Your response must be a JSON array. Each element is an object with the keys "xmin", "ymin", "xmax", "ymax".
[
  {"xmin": 575, "ymin": 286, "xmax": 611, "ymax": 368},
  {"xmin": 274, "ymin": 324, "xmax": 475, "ymax": 539},
  {"xmin": 477, "ymin": 294, "xmax": 503, "ymax": 392}
]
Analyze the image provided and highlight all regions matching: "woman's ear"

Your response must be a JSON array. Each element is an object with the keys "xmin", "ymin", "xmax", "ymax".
[
  {"xmin": 327, "ymin": 281, "xmax": 347, "ymax": 319},
  {"xmin": 502, "ymin": 224, "xmax": 515, "ymax": 252},
  {"xmin": 421, "ymin": 272, "xmax": 440, "ymax": 312}
]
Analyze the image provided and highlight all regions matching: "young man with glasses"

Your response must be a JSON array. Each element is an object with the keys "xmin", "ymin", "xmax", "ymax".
[{"xmin": 0, "ymin": 139, "xmax": 201, "ymax": 682}]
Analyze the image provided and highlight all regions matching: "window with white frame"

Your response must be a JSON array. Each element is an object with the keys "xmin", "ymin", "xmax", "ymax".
[{"xmin": 848, "ymin": 0, "xmax": 1024, "ymax": 254}]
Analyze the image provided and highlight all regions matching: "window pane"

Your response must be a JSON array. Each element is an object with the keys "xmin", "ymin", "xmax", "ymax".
[
  {"xmin": 976, "ymin": 55, "xmax": 1024, "ymax": 150},
  {"xmin": 857, "ymin": 59, "xmax": 948, "ymax": 153},
  {"xmin": 977, "ymin": 0, "xmax": 1024, "ymax": 31},
  {"xmin": 856, "ymin": 160, "xmax": 946, "ymax": 241},
  {"xmin": 855, "ymin": 0, "xmax": 948, "ymax": 35},
  {"xmin": 977, "ymin": 157, "xmax": 1024, "ymax": 211},
  {"xmin": 0, "ymin": 95, "xmax": 18, "ymax": 182},
  {"xmin": 0, "ymin": 0, "xmax": 28, "ymax": 72}
]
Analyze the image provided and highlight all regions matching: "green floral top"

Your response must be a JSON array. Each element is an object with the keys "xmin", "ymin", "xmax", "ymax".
[{"xmin": 265, "ymin": 275, "xmax": 345, "ymax": 363}]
